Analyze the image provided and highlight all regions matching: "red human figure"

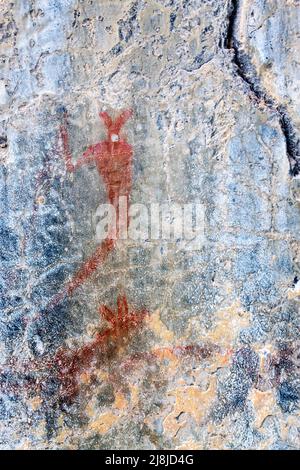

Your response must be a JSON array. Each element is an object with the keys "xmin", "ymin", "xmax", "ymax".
[
  {"xmin": 61, "ymin": 108, "xmax": 133, "ymax": 208},
  {"xmin": 54, "ymin": 109, "xmax": 133, "ymax": 301}
]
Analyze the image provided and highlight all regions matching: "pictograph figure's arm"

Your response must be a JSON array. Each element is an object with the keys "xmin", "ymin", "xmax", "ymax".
[
  {"xmin": 60, "ymin": 119, "xmax": 97, "ymax": 172},
  {"xmin": 99, "ymin": 111, "xmax": 113, "ymax": 129},
  {"xmin": 69, "ymin": 145, "xmax": 98, "ymax": 172},
  {"xmin": 99, "ymin": 109, "xmax": 133, "ymax": 137},
  {"xmin": 113, "ymin": 109, "xmax": 133, "ymax": 133}
]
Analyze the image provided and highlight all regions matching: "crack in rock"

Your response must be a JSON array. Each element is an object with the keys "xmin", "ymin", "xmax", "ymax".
[{"xmin": 225, "ymin": 0, "xmax": 300, "ymax": 176}]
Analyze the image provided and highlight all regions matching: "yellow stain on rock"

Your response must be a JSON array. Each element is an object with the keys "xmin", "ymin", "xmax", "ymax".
[
  {"xmin": 249, "ymin": 388, "xmax": 277, "ymax": 428},
  {"xmin": 175, "ymin": 440, "xmax": 204, "ymax": 450},
  {"xmin": 85, "ymin": 398, "xmax": 97, "ymax": 419},
  {"xmin": 210, "ymin": 348, "xmax": 233, "ymax": 372},
  {"xmin": 55, "ymin": 426, "xmax": 73, "ymax": 446},
  {"xmin": 280, "ymin": 414, "xmax": 300, "ymax": 443},
  {"xmin": 287, "ymin": 282, "xmax": 300, "ymax": 300},
  {"xmin": 86, "ymin": 391, "xmax": 128, "ymax": 435},
  {"xmin": 206, "ymin": 422, "xmax": 228, "ymax": 450},
  {"xmin": 147, "ymin": 309, "xmax": 174, "ymax": 343},
  {"xmin": 163, "ymin": 378, "xmax": 217, "ymax": 437},
  {"xmin": 207, "ymin": 301, "xmax": 250, "ymax": 348},
  {"xmin": 129, "ymin": 383, "xmax": 139, "ymax": 408},
  {"xmin": 36, "ymin": 195, "xmax": 45, "ymax": 205},
  {"xmin": 80, "ymin": 371, "xmax": 92, "ymax": 385},
  {"xmin": 146, "ymin": 303, "xmax": 248, "ymax": 379},
  {"xmin": 255, "ymin": 343, "xmax": 276, "ymax": 373},
  {"xmin": 176, "ymin": 301, "xmax": 248, "ymax": 374},
  {"xmin": 154, "ymin": 347, "xmax": 178, "ymax": 363},
  {"xmin": 17, "ymin": 439, "xmax": 32, "ymax": 450},
  {"xmin": 89, "ymin": 412, "xmax": 119, "ymax": 435},
  {"xmin": 95, "ymin": 370, "xmax": 109, "ymax": 382},
  {"xmin": 28, "ymin": 396, "xmax": 42, "ymax": 411},
  {"xmin": 114, "ymin": 391, "xmax": 128, "ymax": 411}
]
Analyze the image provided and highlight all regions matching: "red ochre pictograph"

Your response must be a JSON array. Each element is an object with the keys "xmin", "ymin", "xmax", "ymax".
[
  {"xmin": 57, "ymin": 108, "xmax": 133, "ymax": 302},
  {"xmin": 0, "ymin": 108, "xmax": 230, "ymax": 409},
  {"xmin": 42, "ymin": 109, "xmax": 133, "ymax": 312},
  {"xmin": 0, "ymin": 109, "xmax": 144, "ymax": 405},
  {"xmin": 53, "ymin": 295, "xmax": 149, "ymax": 402},
  {"xmin": 0, "ymin": 295, "xmax": 149, "ymax": 403}
]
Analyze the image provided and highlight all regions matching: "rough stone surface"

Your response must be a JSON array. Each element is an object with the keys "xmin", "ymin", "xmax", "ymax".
[{"xmin": 0, "ymin": 0, "xmax": 299, "ymax": 450}]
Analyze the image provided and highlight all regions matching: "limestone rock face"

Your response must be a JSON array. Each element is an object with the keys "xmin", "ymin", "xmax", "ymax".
[{"xmin": 0, "ymin": 0, "xmax": 299, "ymax": 450}]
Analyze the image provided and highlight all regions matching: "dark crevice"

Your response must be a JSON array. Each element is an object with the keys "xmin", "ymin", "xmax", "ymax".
[
  {"xmin": 278, "ymin": 108, "xmax": 300, "ymax": 176},
  {"xmin": 225, "ymin": 0, "xmax": 300, "ymax": 176},
  {"xmin": 225, "ymin": 0, "xmax": 238, "ymax": 50}
]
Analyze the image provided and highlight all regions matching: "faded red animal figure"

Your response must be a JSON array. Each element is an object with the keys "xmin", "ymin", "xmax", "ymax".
[
  {"xmin": 54, "ymin": 295, "xmax": 148, "ymax": 402},
  {"xmin": 49, "ymin": 109, "xmax": 134, "ymax": 304},
  {"xmin": 0, "ymin": 296, "xmax": 148, "ymax": 404}
]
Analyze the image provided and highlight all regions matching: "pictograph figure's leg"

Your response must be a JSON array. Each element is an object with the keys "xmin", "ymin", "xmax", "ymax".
[{"xmin": 66, "ymin": 238, "xmax": 116, "ymax": 296}]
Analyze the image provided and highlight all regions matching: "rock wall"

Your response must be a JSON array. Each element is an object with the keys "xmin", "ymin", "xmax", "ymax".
[{"xmin": 0, "ymin": 0, "xmax": 299, "ymax": 450}]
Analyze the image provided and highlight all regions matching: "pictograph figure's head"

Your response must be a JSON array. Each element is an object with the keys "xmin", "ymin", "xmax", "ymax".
[{"xmin": 99, "ymin": 109, "xmax": 133, "ymax": 142}]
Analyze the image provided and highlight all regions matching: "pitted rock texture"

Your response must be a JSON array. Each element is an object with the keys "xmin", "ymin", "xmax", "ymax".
[{"xmin": 0, "ymin": 0, "xmax": 299, "ymax": 450}]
